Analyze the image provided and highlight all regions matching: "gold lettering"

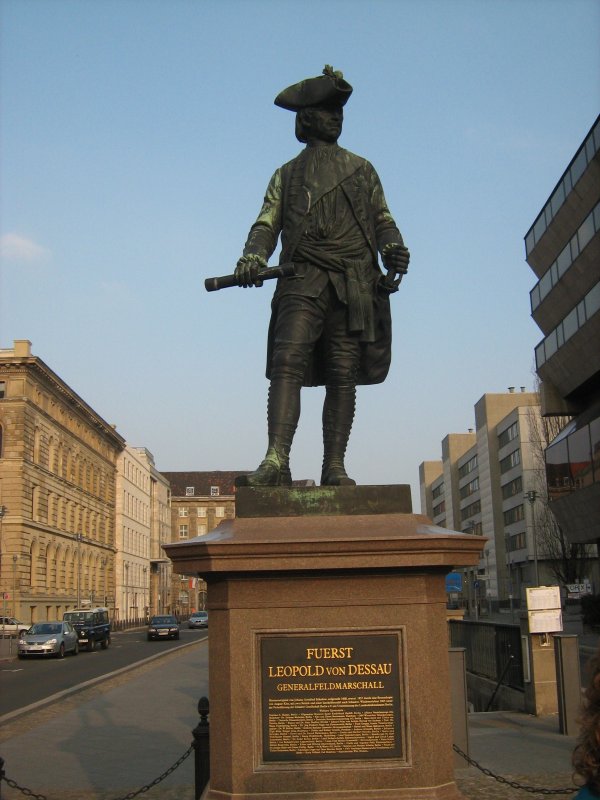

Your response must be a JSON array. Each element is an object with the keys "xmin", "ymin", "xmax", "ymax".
[
  {"xmin": 305, "ymin": 647, "xmax": 354, "ymax": 660},
  {"xmin": 347, "ymin": 663, "xmax": 392, "ymax": 676}
]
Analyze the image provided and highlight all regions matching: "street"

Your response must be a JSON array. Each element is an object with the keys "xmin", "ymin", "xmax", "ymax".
[
  {"xmin": 0, "ymin": 625, "xmax": 208, "ymax": 717},
  {"xmin": 0, "ymin": 632, "xmax": 209, "ymax": 799}
]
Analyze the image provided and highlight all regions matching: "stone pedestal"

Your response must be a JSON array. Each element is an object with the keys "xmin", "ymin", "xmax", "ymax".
[{"xmin": 164, "ymin": 486, "xmax": 485, "ymax": 800}]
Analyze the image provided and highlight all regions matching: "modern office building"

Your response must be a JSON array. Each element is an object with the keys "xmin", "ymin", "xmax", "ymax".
[
  {"xmin": 525, "ymin": 115, "xmax": 600, "ymax": 545},
  {"xmin": 418, "ymin": 390, "xmax": 592, "ymax": 611},
  {"xmin": 0, "ymin": 340, "xmax": 125, "ymax": 623}
]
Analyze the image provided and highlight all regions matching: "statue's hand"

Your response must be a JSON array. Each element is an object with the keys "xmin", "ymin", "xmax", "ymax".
[
  {"xmin": 382, "ymin": 244, "xmax": 410, "ymax": 276},
  {"xmin": 235, "ymin": 254, "xmax": 268, "ymax": 287}
]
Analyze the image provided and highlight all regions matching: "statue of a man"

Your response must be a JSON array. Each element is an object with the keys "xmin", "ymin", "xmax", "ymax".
[{"xmin": 235, "ymin": 66, "xmax": 409, "ymax": 487}]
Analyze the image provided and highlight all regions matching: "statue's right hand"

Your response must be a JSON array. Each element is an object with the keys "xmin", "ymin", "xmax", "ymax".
[{"xmin": 235, "ymin": 255, "xmax": 267, "ymax": 288}]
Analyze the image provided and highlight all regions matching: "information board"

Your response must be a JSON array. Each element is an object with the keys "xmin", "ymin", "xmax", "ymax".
[{"xmin": 260, "ymin": 633, "xmax": 404, "ymax": 763}]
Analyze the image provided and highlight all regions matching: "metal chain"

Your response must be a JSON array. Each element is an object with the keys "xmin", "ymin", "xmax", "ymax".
[
  {"xmin": 0, "ymin": 744, "xmax": 193, "ymax": 800},
  {"xmin": 453, "ymin": 743, "xmax": 578, "ymax": 795}
]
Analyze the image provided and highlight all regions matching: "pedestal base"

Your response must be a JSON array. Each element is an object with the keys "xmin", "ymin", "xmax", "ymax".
[{"xmin": 164, "ymin": 487, "xmax": 484, "ymax": 800}]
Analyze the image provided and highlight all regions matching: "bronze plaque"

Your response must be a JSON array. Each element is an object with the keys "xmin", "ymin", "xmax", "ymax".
[{"xmin": 261, "ymin": 633, "xmax": 403, "ymax": 762}]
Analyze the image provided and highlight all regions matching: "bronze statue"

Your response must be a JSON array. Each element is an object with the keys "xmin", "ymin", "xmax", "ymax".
[{"xmin": 233, "ymin": 66, "xmax": 409, "ymax": 487}]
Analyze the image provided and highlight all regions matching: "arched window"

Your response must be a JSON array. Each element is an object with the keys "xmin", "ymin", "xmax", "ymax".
[
  {"xmin": 56, "ymin": 545, "xmax": 65, "ymax": 590},
  {"xmin": 66, "ymin": 547, "xmax": 75, "ymax": 591},
  {"xmin": 33, "ymin": 428, "xmax": 42, "ymax": 463},
  {"xmin": 46, "ymin": 543, "xmax": 57, "ymax": 589},
  {"xmin": 30, "ymin": 540, "xmax": 41, "ymax": 588}
]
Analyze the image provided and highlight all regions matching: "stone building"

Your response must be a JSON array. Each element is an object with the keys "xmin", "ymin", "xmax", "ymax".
[
  {"xmin": 0, "ymin": 340, "xmax": 125, "ymax": 624},
  {"xmin": 160, "ymin": 471, "xmax": 247, "ymax": 615},
  {"xmin": 525, "ymin": 114, "xmax": 600, "ymax": 545},
  {"xmin": 149, "ymin": 461, "xmax": 172, "ymax": 617}
]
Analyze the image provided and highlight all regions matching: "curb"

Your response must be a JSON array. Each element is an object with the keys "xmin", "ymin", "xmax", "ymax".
[{"xmin": 0, "ymin": 634, "xmax": 207, "ymax": 725}]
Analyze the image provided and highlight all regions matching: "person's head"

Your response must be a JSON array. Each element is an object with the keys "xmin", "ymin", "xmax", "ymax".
[
  {"xmin": 295, "ymin": 103, "xmax": 344, "ymax": 145},
  {"xmin": 274, "ymin": 66, "xmax": 351, "ymax": 144},
  {"xmin": 573, "ymin": 649, "xmax": 600, "ymax": 792}
]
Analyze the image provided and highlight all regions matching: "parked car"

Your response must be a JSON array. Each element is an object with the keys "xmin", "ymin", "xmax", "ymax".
[
  {"xmin": 188, "ymin": 611, "xmax": 208, "ymax": 629},
  {"xmin": 63, "ymin": 607, "xmax": 111, "ymax": 651},
  {"xmin": 147, "ymin": 615, "xmax": 179, "ymax": 641},
  {"xmin": 0, "ymin": 616, "xmax": 29, "ymax": 637},
  {"xmin": 18, "ymin": 621, "xmax": 79, "ymax": 658}
]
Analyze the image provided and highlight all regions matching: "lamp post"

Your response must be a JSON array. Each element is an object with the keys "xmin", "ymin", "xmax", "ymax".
[
  {"xmin": 525, "ymin": 490, "xmax": 540, "ymax": 587},
  {"xmin": 124, "ymin": 562, "xmax": 129, "ymax": 623},
  {"xmin": 12, "ymin": 554, "xmax": 18, "ymax": 618},
  {"xmin": 0, "ymin": 504, "xmax": 6, "ymax": 582},
  {"xmin": 76, "ymin": 533, "xmax": 82, "ymax": 607}
]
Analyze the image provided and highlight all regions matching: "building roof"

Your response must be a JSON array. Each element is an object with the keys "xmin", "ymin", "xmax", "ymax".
[{"xmin": 160, "ymin": 471, "xmax": 249, "ymax": 497}]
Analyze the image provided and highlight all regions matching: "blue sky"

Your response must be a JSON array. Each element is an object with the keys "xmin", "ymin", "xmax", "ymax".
[{"xmin": 1, "ymin": 0, "xmax": 598, "ymax": 507}]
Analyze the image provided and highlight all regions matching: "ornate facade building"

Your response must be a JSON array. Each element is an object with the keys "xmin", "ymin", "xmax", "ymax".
[
  {"xmin": 0, "ymin": 340, "xmax": 125, "ymax": 623},
  {"xmin": 160, "ymin": 471, "xmax": 246, "ymax": 615}
]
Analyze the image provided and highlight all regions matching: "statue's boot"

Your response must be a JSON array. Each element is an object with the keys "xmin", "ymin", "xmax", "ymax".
[
  {"xmin": 236, "ymin": 379, "xmax": 299, "ymax": 487},
  {"xmin": 321, "ymin": 383, "xmax": 356, "ymax": 486}
]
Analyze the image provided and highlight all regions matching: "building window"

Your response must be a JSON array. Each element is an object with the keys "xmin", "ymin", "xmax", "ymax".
[
  {"xmin": 500, "ymin": 448, "xmax": 520, "ymax": 474},
  {"xmin": 509, "ymin": 532, "xmax": 526, "ymax": 551},
  {"xmin": 185, "ymin": 487, "xmax": 194, "ymax": 496},
  {"xmin": 198, "ymin": 524, "xmax": 207, "ymax": 535},
  {"xmin": 178, "ymin": 508, "xmax": 189, "ymax": 517},
  {"xmin": 210, "ymin": 486, "xmax": 220, "ymax": 496},
  {"xmin": 498, "ymin": 421, "xmax": 519, "ymax": 449},
  {"xmin": 432, "ymin": 482, "xmax": 444, "ymax": 500},
  {"xmin": 459, "ymin": 477, "xmax": 479, "ymax": 499},
  {"xmin": 197, "ymin": 507, "xmax": 207, "ymax": 517},
  {"xmin": 535, "ymin": 280, "xmax": 600, "ymax": 368},
  {"xmin": 215, "ymin": 506, "xmax": 225, "ymax": 518},
  {"xmin": 0, "ymin": 423, "xmax": 3, "ymax": 457},
  {"xmin": 179, "ymin": 525, "xmax": 188, "ymax": 538},
  {"xmin": 458, "ymin": 455, "xmax": 478, "ymax": 479},
  {"xmin": 0, "ymin": 381, "xmax": 5, "ymax": 399},
  {"xmin": 503, "ymin": 504, "xmax": 525, "ymax": 526},
  {"xmin": 460, "ymin": 500, "xmax": 481, "ymax": 521},
  {"xmin": 432, "ymin": 500, "xmax": 446, "ymax": 517},
  {"xmin": 501, "ymin": 475, "xmax": 523, "ymax": 500}
]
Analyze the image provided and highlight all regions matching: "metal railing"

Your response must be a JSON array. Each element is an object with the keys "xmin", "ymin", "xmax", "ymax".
[{"xmin": 449, "ymin": 619, "xmax": 524, "ymax": 690}]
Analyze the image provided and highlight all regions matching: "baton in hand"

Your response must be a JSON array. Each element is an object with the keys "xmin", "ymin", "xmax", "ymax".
[{"xmin": 204, "ymin": 262, "xmax": 296, "ymax": 292}]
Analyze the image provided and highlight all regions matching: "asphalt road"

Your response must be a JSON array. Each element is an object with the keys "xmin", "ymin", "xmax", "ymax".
[{"xmin": 0, "ymin": 625, "xmax": 208, "ymax": 717}]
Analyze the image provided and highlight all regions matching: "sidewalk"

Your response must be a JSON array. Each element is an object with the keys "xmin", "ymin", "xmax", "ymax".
[{"xmin": 1, "ymin": 640, "xmax": 581, "ymax": 800}]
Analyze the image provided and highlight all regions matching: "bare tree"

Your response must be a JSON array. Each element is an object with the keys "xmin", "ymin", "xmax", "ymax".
[{"xmin": 526, "ymin": 401, "xmax": 590, "ymax": 587}]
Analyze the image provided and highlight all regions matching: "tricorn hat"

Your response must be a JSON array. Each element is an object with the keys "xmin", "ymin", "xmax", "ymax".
[{"xmin": 274, "ymin": 65, "xmax": 353, "ymax": 111}]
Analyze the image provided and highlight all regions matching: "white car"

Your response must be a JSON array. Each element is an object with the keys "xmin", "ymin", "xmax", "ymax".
[{"xmin": 0, "ymin": 617, "xmax": 29, "ymax": 637}]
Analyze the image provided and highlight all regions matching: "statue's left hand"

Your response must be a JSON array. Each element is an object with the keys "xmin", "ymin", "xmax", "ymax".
[{"xmin": 382, "ymin": 244, "xmax": 410, "ymax": 275}]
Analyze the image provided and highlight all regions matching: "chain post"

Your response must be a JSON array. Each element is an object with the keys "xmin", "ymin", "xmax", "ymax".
[{"xmin": 193, "ymin": 696, "xmax": 210, "ymax": 799}]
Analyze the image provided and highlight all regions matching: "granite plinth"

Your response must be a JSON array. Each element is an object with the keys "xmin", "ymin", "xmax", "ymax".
[{"xmin": 164, "ymin": 486, "xmax": 485, "ymax": 799}]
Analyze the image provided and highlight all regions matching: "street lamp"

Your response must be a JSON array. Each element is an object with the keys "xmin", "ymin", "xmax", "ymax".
[
  {"xmin": 76, "ymin": 533, "xmax": 83, "ymax": 607},
  {"xmin": 525, "ymin": 490, "xmax": 540, "ymax": 587},
  {"xmin": 0, "ymin": 505, "xmax": 6, "ymax": 589},
  {"xmin": 12, "ymin": 554, "xmax": 18, "ymax": 618}
]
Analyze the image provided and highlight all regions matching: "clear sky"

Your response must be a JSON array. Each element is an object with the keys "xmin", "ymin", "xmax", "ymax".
[{"xmin": 1, "ymin": 0, "xmax": 598, "ymax": 507}]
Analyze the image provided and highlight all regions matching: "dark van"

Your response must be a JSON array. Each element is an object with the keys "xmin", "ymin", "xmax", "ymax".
[{"xmin": 63, "ymin": 607, "xmax": 111, "ymax": 651}]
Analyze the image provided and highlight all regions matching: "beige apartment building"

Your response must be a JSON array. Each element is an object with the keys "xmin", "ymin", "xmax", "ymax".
[
  {"xmin": 0, "ymin": 340, "xmax": 125, "ymax": 624},
  {"xmin": 160, "ymin": 471, "xmax": 246, "ymax": 615},
  {"xmin": 420, "ymin": 390, "xmax": 555, "ymax": 611},
  {"xmin": 115, "ymin": 446, "xmax": 172, "ymax": 621},
  {"xmin": 149, "ymin": 461, "xmax": 172, "ymax": 616}
]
